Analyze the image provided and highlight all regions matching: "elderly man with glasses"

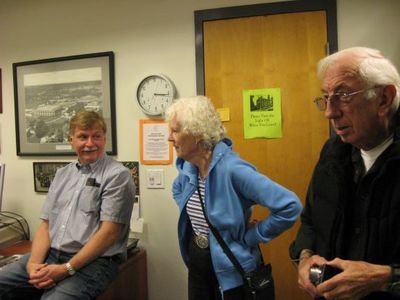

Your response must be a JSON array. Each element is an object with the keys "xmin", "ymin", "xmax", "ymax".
[{"xmin": 290, "ymin": 47, "xmax": 400, "ymax": 300}]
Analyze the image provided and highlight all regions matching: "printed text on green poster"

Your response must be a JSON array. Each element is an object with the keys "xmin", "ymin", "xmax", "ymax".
[{"xmin": 243, "ymin": 88, "xmax": 282, "ymax": 139}]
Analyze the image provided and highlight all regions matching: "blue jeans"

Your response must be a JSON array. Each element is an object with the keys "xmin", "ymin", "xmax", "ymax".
[{"xmin": 0, "ymin": 248, "xmax": 119, "ymax": 300}]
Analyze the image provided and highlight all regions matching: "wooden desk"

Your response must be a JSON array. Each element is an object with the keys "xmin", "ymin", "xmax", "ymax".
[
  {"xmin": 0, "ymin": 241, "xmax": 148, "ymax": 300},
  {"xmin": 97, "ymin": 248, "xmax": 148, "ymax": 300},
  {"xmin": 0, "ymin": 239, "xmax": 31, "ymax": 255}
]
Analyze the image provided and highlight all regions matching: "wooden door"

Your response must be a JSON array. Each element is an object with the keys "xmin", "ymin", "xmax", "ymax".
[{"xmin": 203, "ymin": 11, "xmax": 329, "ymax": 300}]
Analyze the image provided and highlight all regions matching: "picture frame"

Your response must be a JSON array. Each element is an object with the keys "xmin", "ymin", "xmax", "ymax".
[
  {"xmin": 120, "ymin": 161, "xmax": 140, "ymax": 196},
  {"xmin": 33, "ymin": 162, "xmax": 69, "ymax": 193},
  {"xmin": 139, "ymin": 119, "xmax": 172, "ymax": 165},
  {"xmin": 33, "ymin": 161, "xmax": 140, "ymax": 194},
  {"xmin": 13, "ymin": 52, "xmax": 116, "ymax": 156}
]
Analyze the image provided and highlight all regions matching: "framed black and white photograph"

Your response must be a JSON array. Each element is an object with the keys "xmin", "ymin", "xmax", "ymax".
[
  {"xmin": 13, "ymin": 52, "xmax": 116, "ymax": 156},
  {"xmin": 120, "ymin": 161, "xmax": 140, "ymax": 196},
  {"xmin": 33, "ymin": 162, "xmax": 69, "ymax": 193}
]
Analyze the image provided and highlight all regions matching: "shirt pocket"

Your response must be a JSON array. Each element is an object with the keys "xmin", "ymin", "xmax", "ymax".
[{"xmin": 79, "ymin": 186, "xmax": 101, "ymax": 215}]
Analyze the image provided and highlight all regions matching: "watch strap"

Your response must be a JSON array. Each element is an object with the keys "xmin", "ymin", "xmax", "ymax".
[{"xmin": 388, "ymin": 264, "xmax": 400, "ymax": 294}]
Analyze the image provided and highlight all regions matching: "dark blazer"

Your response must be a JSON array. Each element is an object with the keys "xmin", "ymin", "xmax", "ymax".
[{"xmin": 290, "ymin": 121, "xmax": 400, "ymax": 299}]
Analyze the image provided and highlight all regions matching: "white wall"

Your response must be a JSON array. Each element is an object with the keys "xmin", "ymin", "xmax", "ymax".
[
  {"xmin": 0, "ymin": 1, "xmax": 399, "ymax": 300},
  {"xmin": 337, "ymin": 0, "xmax": 400, "ymax": 66}
]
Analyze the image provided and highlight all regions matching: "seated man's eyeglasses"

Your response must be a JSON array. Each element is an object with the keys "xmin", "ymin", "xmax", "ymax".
[{"xmin": 313, "ymin": 87, "xmax": 379, "ymax": 111}]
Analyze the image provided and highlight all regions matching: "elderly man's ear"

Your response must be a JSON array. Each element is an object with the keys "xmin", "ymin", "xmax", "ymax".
[{"xmin": 378, "ymin": 85, "xmax": 397, "ymax": 116}]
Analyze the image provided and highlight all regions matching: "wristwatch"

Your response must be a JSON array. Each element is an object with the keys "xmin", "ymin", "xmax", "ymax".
[
  {"xmin": 65, "ymin": 262, "xmax": 76, "ymax": 276},
  {"xmin": 388, "ymin": 264, "xmax": 400, "ymax": 294}
]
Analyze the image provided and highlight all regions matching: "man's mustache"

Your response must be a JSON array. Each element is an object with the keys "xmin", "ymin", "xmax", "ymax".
[{"xmin": 82, "ymin": 147, "xmax": 98, "ymax": 152}]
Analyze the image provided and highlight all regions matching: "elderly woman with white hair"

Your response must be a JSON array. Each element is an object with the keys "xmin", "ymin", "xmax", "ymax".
[{"xmin": 165, "ymin": 96, "xmax": 301, "ymax": 300}]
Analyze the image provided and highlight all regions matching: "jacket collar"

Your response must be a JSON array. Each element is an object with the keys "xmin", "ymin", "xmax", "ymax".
[{"xmin": 175, "ymin": 138, "xmax": 232, "ymax": 183}]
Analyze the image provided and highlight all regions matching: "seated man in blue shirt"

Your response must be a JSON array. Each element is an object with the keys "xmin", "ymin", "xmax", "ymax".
[{"xmin": 0, "ymin": 111, "xmax": 135, "ymax": 299}]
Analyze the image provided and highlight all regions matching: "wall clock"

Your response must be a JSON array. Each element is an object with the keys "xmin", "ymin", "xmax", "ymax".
[{"xmin": 136, "ymin": 74, "xmax": 176, "ymax": 116}]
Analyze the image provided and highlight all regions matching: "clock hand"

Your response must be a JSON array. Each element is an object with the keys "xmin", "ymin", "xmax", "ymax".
[{"xmin": 154, "ymin": 93, "xmax": 169, "ymax": 96}]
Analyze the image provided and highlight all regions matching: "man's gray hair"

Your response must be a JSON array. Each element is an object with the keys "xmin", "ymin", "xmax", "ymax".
[{"xmin": 317, "ymin": 47, "xmax": 400, "ymax": 111}]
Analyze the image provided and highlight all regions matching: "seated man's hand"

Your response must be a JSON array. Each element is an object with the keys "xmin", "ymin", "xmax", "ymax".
[
  {"xmin": 28, "ymin": 264, "xmax": 68, "ymax": 289},
  {"xmin": 297, "ymin": 254, "xmax": 328, "ymax": 298},
  {"xmin": 26, "ymin": 262, "xmax": 47, "ymax": 276},
  {"xmin": 316, "ymin": 258, "xmax": 391, "ymax": 300},
  {"xmin": 27, "ymin": 262, "xmax": 55, "ymax": 289}
]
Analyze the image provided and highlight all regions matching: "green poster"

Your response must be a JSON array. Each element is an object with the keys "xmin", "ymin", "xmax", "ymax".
[{"xmin": 243, "ymin": 88, "xmax": 282, "ymax": 139}]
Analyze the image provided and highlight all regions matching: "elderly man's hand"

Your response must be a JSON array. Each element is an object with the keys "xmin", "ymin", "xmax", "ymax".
[
  {"xmin": 316, "ymin": 258, "xmax": 391, "ymax": 300},
  {"xmin": 297, "ymin": 254, "xmax": 328, "ymax": 298}
]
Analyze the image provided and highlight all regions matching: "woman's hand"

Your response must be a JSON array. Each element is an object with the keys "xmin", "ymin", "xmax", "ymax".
[{"xmin": 247, "ymin": 219, "xmax": 258, "ymax": 229}]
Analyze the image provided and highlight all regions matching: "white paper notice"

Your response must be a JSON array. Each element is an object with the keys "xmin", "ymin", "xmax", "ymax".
[
  {"xmin": 130, "ymin": 196, "xmax": 143, "ymax": 233},
  {"xmin": 131, "ymin": 218, "xmax": 144, "ymax": 233},
  {"xmin": 142, "ymin": 122, "xmax": 169, "ymax": 161},
  {"xmin": 132, "ymin": 196, "xmax": 140, "ymax": 220}
]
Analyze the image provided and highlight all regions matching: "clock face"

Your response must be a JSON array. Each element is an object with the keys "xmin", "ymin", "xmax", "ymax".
[{"xmin": 136, "ymin": 74, "xmax": 175, "ymax": 116}]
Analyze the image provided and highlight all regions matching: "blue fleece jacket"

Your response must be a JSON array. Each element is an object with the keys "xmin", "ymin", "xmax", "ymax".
[{"xmin": 172, "ymin": 138, "xmax": 302, "ymax": 291}]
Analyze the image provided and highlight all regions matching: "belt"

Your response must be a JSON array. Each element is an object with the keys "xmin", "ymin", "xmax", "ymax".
[
  {"xmin": 193, "ymin": 233, "xmax": 209, "ymax": 249},
  {"xmin": 102, "ymin": 254, "xmax": 124, "ymax": 264}
]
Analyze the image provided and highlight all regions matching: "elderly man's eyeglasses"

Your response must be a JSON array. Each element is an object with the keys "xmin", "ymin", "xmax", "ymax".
[{"xmin": 313, "ymin": 87, "xmax": 378, "ymax": 111}]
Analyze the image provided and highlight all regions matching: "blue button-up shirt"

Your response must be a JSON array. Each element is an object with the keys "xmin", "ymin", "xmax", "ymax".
[{"xmin": 40, "ymin": 154, "xmax": 135, "ymax": 256}]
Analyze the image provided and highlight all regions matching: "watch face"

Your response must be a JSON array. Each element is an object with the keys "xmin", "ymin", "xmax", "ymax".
[{"xmin": 137, "ymin": 74, "xmax": 175, "ymax": 116}]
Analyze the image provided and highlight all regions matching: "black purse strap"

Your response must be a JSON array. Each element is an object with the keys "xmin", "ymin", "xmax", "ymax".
[{"xmin": 197, "ymin": 186, "xmax": 246, "ymax": 277}]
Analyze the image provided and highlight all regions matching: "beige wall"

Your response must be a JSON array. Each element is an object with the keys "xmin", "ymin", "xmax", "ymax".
[{"xmin": 0, "ymin": 0, "xmax": 399, "ymax": 299}]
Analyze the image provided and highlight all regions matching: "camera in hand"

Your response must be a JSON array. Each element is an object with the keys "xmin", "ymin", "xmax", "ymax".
[{"xmin": 309, "ymin": 264, "xmax": 342, "ymax": 286}]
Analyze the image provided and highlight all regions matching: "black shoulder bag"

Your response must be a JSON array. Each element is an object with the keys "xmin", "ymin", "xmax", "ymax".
[{"xmin": 197, "ymin": 187, "xmax": 275, "ymax": 300}]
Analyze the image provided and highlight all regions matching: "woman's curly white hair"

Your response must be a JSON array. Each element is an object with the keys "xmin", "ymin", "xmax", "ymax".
[{"xmin": 165, "ymin": 96, "xmax": 226, "ymax": 149}]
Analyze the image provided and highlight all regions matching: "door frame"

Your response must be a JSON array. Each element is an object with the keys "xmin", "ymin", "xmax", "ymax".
[{"xmin": 194, "ymin": 0, "xmax": 338, "ymax": 94}]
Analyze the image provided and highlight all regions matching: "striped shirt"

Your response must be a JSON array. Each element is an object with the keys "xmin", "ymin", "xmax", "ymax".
[{"xmin": 186, "ymin": 177, "xmax": 209, "ymax": 236}]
